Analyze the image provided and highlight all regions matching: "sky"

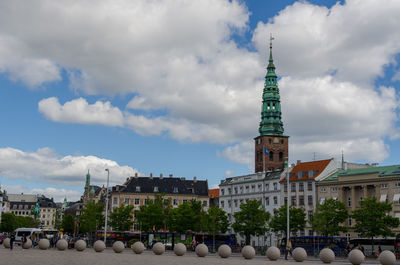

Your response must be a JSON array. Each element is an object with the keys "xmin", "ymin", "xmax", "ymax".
[{"xmin": 0, "ymin": 0, "xmax": 399, "ymax": 202}]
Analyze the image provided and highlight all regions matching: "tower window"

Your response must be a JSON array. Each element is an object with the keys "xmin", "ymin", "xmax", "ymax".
[
  {"xmin": 279, "ymin": 152, "xmax": 283, "ymax": 162},
  {"xmin": 269, "ymin": 151, "xmax": 274, "ymax": 161},
  {"xmin": 269, "ymin": 139, "xmax": 272, "ymax": 144}
]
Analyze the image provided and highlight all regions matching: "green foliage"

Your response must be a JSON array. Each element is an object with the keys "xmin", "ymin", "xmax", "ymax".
[
  {"xmin": 352, "ymin": 197, "xmax": 400, "ymax": 239},
  {"xmin": 168, "ymin": 199, "xmax": 205, "ymax": 233},
  {"xmin": 79, "ymin": 201, "xmax": 105, "ymax": 233},
  {"xmin": 269, "ymin": 205, "xmax": 306, "ymax": 237},
  {"xmin": 0, "ymin": 213, "xmax": 37, "ymax": 232},
  {"xmin": 135, "ymin": 194, "xmax": 171, "ymax": 231},
  {"xmin": 203, "ymin": 206, "xmax": 229, "ymax": 251},
  {"xmin": 109, "ymin": 204, "xmax": 134, "ymax": 231},
  {"xmin": 61, "ymin": 214, "xmax": 75, "ymax": 233},
  {"xmin": 54, "ymin": 209, "xmax": 62, "ymax": 230},
  {"xmin": 312, "ymin": 198, "xmax": 349, "ymax": 236},
  {"xmin": 232, "ymin": 200, "xmax": 270, "ymax": 245}
]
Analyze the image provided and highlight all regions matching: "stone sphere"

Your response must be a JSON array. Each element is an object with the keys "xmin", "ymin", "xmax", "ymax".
[
  {"xmin": 112, "ymin": 241, "xmax": 125, "ymax": 253},
  {"xmin": 348, "ymin": 249, "xmax": 365, "ymax": 265},
  {"xmin": 379, "ymin": 250, "xmax": 396, "ymax": 265},
  {"xmin": 217, "ymin": 244, "xmax": 231, "ymax": 258},
  {"xmin": 56, "ymin": 239, "xmax": 68, "ymax": 251},
  {"xmin": 152, "ymin": 242, "xmax": 165, "ymax": 255},
  {"xmin": 75, "ymin": 239, "xmax": 87, "ymax": 251},
  {"xmin": 38, "ymin": 239, "xmax": 50, "ymax": 250},
  {"xmin": 3, "ymin": 238, "xmax": 10, "ymax": 248},
  {"xmin": 195, "ymin": 243, "xmax": 209, "ymax": 257},
  {"xmin": 174, "ymin": 243, "xmax": 186, "ymax": 256},
  {"xmin": 320, "ymin": 248, "xmax": 335, "ymax": 263},
  {"xmin": 132, "ymin": 241, "xmax": 145, "ymax": 254},
  {"xmin": 23, "ymin": 239, "xmax": 32, "ymax": 249},
  {"xmin": 266, "ymin": 246, "xmax": 281, "ymax": 261},
  {"xmin": 292, "ymin": 247, "xmax": 307, "ymax": 262},
  {"xmin": 93, "ymin": 240, "xmax": 105, "ymax": 252},
  {"xmin": 241, "ymin": 245, "xmax": 255, "ymax": 260}
]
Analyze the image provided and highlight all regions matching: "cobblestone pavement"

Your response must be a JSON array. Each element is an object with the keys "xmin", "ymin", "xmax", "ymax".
[{"xmin": 0, "ymin": 247, "xmax": 393, "ymax": 265}]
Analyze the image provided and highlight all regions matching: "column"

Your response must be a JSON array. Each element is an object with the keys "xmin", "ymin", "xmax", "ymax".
[
  {"xmin": 351, "ymin": 186, "xmax": 356, "ymax": 211},
  {"xmin": 363, "ymin": 185, "xmax": 368, "ymax": 199},
  {"xmin": 338, "ymin": 187, "xmax": 343, "ymax": 203}
]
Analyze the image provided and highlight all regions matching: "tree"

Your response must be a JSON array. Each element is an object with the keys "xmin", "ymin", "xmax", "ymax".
[
  {"xmin": 269, "ymin": 205, "xmax": 306, "ymax": 238},
  {"xmin": 232, "ymin": 200, "xmax": 270, "ymax": 245},
  {"xmin": 109, "ymin": 204, "xmax": 134, "ymax": 231},
  {"xmin": 168, "ymin": 199, "xmax": 206, "ymax": 233},
  {"xmin": 61, "ymin": 214, "xmax": 75, "ymax": 234},
  {"xmin": 352, "ymin": 197, "xmax": 400, "ymax": 255},
  {"xmin": 135, "ymin": 194, "xmax": 171, "ymax": 231},
  {"xmin": 79, "ymin": 201, "xmax": 105, "ymax": 235},
  {"xmin": 0, "ymin": 213, "xmax": 16, "ymax": 232},
  {"xmin": 312, "ymin": 198, "xmax": 349, "ymax": 236},
  {"xmin": 203, "ymin": 206, "xmax": 229, "ymax": 251},
  {"xmin": 54, "ymin": 209, "xmax": 62, "ymax": 230}
]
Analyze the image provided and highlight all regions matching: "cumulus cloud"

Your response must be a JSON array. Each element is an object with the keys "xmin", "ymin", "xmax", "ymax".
[
  {"xmin": 1, "ymin": 0, "xmax": 400, "ymax": 168},
  {"xmin": 0, "ymin": 147, "xmax": 140, "ymax": 186}
]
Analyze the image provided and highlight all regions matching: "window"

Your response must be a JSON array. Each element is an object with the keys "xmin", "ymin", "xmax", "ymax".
[
  {"xmin": 221, "ymin": 189, "xmax": 224, "ymax": 196},
  {"xmin": 234, "ymin": 187, "xmax": 238, "ymax": 194},
  {"xmin": 321, "ymin": 187, "xmax": 326, "ymax": 192},
  {"xmin": 173, "ymin": 187, "xmax": 178, "ymax": 193},
  {"xmin": 284, "ymin": 197, "xmax": 288, "ymax": 205},
  {"xmin": 251, "ymin": 185, "xmax": 255, "ymax": 192},
  {"xmin": 144, "ymin": 199, "xmax": 149, "ymax": 205},
  {"xmin": 331, "ymin": 187, "xmax": 338, "ymax": 192},
  {"xmin": 124, "ymin": 198, "xmax": 130, "ymax": 205},
  {"xmin": 136, "ymin": 186, "xmax": 141, "ymax": 192},
  {"xmin": 228, "ymin": 188, "xmax": 231, "ymax": 195},
  {"xmin": 266, "ymin": 184, "xmax": 269, "ymax": 191},
  {"xmin": 348, "ymin": 218, "xmax": 352, "ymax": 226},
  {"xmin": 284, "ymin": 184, "xmax": 287, "ymax": 192},
  {"xmin": 240, "ymin": 186, "xmax": 243, "ymax": 193},
  {"xmin": 220, "ymin": 200, "xmax": 225, "ymax": 207},
  {"xmin": 265, "ymin": 197, "xmax": 270, "ymax": 205},
  {"xmin": 307, "ymin": 182, "xmax": 313, "ymax": 191},
  {"xmin": 291, "ymin": 183, "xmax": 296, "ymax": 192},
  {"xmin": 154, "ymin": 186, "xmax": 159, "ymax": 192},
  {"xmin": 258, "ymin": 184, "xmax": 262, "ymax": 191},
  {"xmin": 291, "ymin": 196, "xmax": 296, "ymax": 206},
  {"xmin": 273, "ymin": 196, "xmax": 278, "ymax": 205},
  {"xmin": 381, "ymin": 183, "xmax": 388, "ymax": 189},
  {"xmin": 203, "ymin": 201, "xmax": 207, "ymax": 207},
  {"xmin": 234, "ymin": 200, "xmax": 238, "ymax": 207},
  {"xmin": 348, "ymin": 197, "xmax": 351, "ymax": 207},
  {"xmin": 183, "ymin": 200, "xmax": 187, "ymax": 203},
  {"xmin": 308, "ymin": 211, "xmax": 313, "ymax": 222},
  {"xmin": 299, "ymin": 195, "xmax": 304, "ymax": 205},
  {"xmin": 299, "ymin": 183, "xmax": 304, "ymax": 192},
  {"xmin": 308, "ymin": 195, "xmax": 313, "ymax": 205},
  {"xmin": 309, "ymin": 170, "xmax": 314, "ymax": 178},
  {"xmin": 173, "ymin": 199, "xmax": 178, "ymax": 205},
  {"xmin": 279, "ymin": 152, "xmax": 283, "ymax": 162},
  {"xmin": 298, "ymin": 171, "xmax": 303, "ymax": 178},
  {"xmin": 135, "ymin": 198, "xmax": 140, "ymax": 205},
  {"xmin": 113, "ymin": 197, "xmax": 118, "ymax": 205},
  {"xmin": 273, "ymin": 183, "xmax": 278, "ymax": 191},
  {"xmin": 269, "ymin": 151, "xmax": 274, "ymax": 161},
  {"xmin": 395, "ymin": 182, "xmax": 400, "ymax": 188},
  {"xmin": 245, "ymin": 186, "xmax": 249, "ymax": 192}
]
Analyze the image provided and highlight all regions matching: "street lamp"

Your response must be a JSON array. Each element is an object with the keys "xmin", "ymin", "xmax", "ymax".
[
  {"xmin": 104, "ymin": 168, "xmax": 110, "ymax": 244},
  {"xmin": 286, "ymin": 159, "xmax": 290, "ymax": 248}
]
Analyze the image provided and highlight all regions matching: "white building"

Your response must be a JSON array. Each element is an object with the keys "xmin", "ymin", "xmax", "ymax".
[{"xmin": 219, "ymin": 170, "xmax": 287, "ymax": 247}]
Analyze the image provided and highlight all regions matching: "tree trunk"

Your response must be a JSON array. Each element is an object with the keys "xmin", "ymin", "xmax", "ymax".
[
  {"xmin": 213, "ymin": 233, "xmax": 216, "ymax": 252},
  {"xmin": 245, "ymin": 233, "xmax": 250, "ymax": 245}
]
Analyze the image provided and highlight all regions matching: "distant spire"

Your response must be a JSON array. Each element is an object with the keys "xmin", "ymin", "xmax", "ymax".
[
  {"xmin": 341, "ymin": 150, "xmax": 345, "ymax": 170},
  {"xmin": 85, "ymin": 169, "xmax": 90, "ymax": 189}
]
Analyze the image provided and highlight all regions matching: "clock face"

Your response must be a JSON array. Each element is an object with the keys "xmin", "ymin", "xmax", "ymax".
[{"xmin": 273, "ymin": 138, "xmax": 279, "ymax": 144}]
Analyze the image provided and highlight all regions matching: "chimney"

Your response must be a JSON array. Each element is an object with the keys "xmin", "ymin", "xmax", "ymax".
[
  {"xmin": 135, "ymin": 172, "xmax": 138, "ymax": 178},
  {"xmin": 169, "ymin": 174, "xmax": 173, "ymax": 178},
  {"xmin": 150, "ymin": 173, "xmax": 153, "ymax": 179},
  {"xmin": 160, "ymin": 173, "xmax": 163, "ymax": 179},
  {"xmin": 193, "ymin": 176, "xmax": 197, "ymax": 183},
  {"xmin": 297, "ymin": 160, "xmax": 302, "ymax": 165}
]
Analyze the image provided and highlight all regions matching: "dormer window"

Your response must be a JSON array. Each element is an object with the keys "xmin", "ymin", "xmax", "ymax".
[
  {"xmin": 309, "ymin": 170, "xmax": 314, "ymax": 178},
  {"xmin": 298, "ymin": 171, "xmax": 303, "ymax": 178},
  {"xmin": 173, "ymin": 187, "xmax": 178, "ymax": 193},
  {"xmin": 188, "ymin": 188, "xmax": 194, "ymax": 194},
  {"xmin": 154, "ymin": 186, "xmax": 159, "ymax": 192},
  {"xmin": 136, "ymin": 186, "xmax": 141, "ymax": 192}
]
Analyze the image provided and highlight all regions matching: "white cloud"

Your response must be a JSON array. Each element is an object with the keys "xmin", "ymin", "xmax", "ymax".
[
  {"xmin": 38, "ymin": 97, "xmax": 124, "ymax": 127},
  {"xmin": 0, "ymin": 147, "xmax": 140, "ymax": 187},
  {"xmin": 4, "ymin": 185, "xmax": 82, "ymax": 202}
]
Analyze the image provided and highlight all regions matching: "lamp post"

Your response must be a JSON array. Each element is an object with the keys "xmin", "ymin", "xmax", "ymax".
[
  {"xmin": 286, "ymin": 159, "xmax": 290, "ymax": 248},
  {"xmin": 104, "ymin": 168, "xmax": 110, "ymax": 244}
]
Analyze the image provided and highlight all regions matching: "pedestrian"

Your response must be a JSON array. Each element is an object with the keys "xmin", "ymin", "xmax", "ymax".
[
  {"xmin": 357, "ymin": 243, "xmax": 365, "ymax": 255},
  {"xmin": 378, "ymin": 244, "xmax": 382, "ymax": 256},
  {"xmin": 285, "ymin": 239, "xmax": 293, "ymax": 260},
  {"xmin": 10, "ymin": 233, "xmax": 15, "ymax": 250},
  {"xmin": 22, "ymin": 234, "xmax": 26, "ymax": 249},
  {"xmin": 345, "ymin": 242, "xmax": 351, "ymax": 256}
]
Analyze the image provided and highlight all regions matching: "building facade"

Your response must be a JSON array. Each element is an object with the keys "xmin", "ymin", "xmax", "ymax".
[
  {"xmin": 317, "ymin": 164, "xmax": 400, "ymax": 238},
  {"xmin": 110, "ymin": 173, "xmax": 209, "ymax": 231},
  {"xmin": 8, "ymin": 193, "xmax": 37, "ymax": 218},
  {"xmin": 209, "ymin": 188, "xmax": 219, "ymax": 207},
  {"xmin": 37, "ymin": 196, "xmax": 58, "ymax": 229}
]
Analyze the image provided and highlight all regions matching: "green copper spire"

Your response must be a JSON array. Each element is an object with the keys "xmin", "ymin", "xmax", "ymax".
[
  {"xmin": 85, "ymin": 170, "xmax": 90, "ymax": 189},
  {"xmin": 259, "ymin": 35, "xmax": 284, "ymax": 136},
  {"xmin": 90, "ymin": 186, "xmax": 95, "ymax": 194}
]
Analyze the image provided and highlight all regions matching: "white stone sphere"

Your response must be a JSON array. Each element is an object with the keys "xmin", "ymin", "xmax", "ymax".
[
  {"xmin": 241, "ymin": 245, "xmax": 255, "ymax": 260},
  {"xmin": 293, "ymin": 247, "xmax": 307, "ymax": 262},
  {"xmin": 320, "ymin": 248, "xmax": 335, "ymax": 263},
  {"xmin": 3, "ymin": 238, "xmax": 10, "ymax": 248},
  {"xmin": 217, "ymin": 244, "xmax": 231, "ymax": 258},
  {"xmin": 174, "ymin": 243, "xmax": 186, "ymax": 256},
  {"xmin": 56, "ymin": 239, "xmax": 68, "ymax": 251},
  {"xmin": 112, "ymin": 241, "xmax": 124, "ymax": 253},
  {"xmin": 132, "ymin": 241, "xmax": 145, "ymax": 254},
  {"xmin": 348, "ymin": 249, "xmax": 365, "ymax": 265},
  {"xmin": 379, "ymin": 250, "xmax": 396, "ymax": 265},
  {"xmin": 23, "ymin": 239, "xmax": 32, "ymax": 249},
  {"xmin": 75, "ymin": 239, "xmax": 86, "ymax": 251},
  {"xmin": 266, "ymin": 246, "xmax": 281, "ymax": 261},
  {"xmin": 93, "ymin": 240, "xmax": 105, "ymax": 252},
  {"xmin": 152, "ymin": 242, "xmax": 165, "ymax": 255},
  {"xmin": 38, "ymin": 239, "xmax": 50, "ymax": 250},
  {"xmin": 195, "ymin": 243, "xmax": 209, "ymax": 257}
]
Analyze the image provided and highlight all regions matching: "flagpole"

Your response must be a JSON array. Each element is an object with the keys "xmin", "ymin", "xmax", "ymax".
[{"xmin": 263, "ymin": 147, "xmax": 265, "ymax": 172}]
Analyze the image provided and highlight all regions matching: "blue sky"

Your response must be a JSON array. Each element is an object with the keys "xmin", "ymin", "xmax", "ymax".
[{"xmin": 0, "ymin": 0, "xmax": 399, "ymax": 201}]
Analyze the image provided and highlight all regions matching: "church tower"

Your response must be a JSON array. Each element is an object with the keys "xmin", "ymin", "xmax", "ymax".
[{"xmin": 254, "ymin": 36, "xmax": 289, "ymax": 172}]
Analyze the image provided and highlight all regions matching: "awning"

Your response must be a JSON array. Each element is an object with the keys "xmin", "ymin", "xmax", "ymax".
[
  {"xmin": 319, "ymin": 198, "xmax": 325, "ymax": 204},
  {"xmin": 380, "ymin": 194, "xmax": 387, "ymax": 202},
  {"xmin": 393, "ymin": 194, "xmax": 400, "ymax": 202}
]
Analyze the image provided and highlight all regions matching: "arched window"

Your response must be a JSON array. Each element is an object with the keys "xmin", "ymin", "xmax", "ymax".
[
  {"xmin": 269, "ymin": 151, "xmax": 274, "ymax": 161},
  {"xmin": 279, "ymin": 152, "xmax": 283, "ymax": 162}
]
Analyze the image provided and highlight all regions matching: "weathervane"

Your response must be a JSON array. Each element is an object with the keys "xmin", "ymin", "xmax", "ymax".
[{"xmin": 270, "ymin": 33, "xmax": 274, "ymax": 50}]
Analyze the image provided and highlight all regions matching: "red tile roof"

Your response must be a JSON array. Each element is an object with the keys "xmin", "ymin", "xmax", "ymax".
[
  {"xmin": 281, "ymin": 159, "xmax": 332, "ymax": 182},
  {"xmin": 209, "ymin": 188, "xmax": 219, "ymax": 198}
]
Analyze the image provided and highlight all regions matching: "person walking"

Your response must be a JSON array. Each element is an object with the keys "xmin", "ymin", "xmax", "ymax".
[
  {"xmin": 21, "ymin": 234, "xmax": 26, "ymax": 249},
  {"xmin": 285, "ymin": 239, "xmax": 293, "ymax": 260},
  {"xmin": 9, "ymin": 233, "xmax": 15, "ymax": 251},
  {"xmin": 378, "ymin": 244, "xmax": 382, "ymax": 256}
]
